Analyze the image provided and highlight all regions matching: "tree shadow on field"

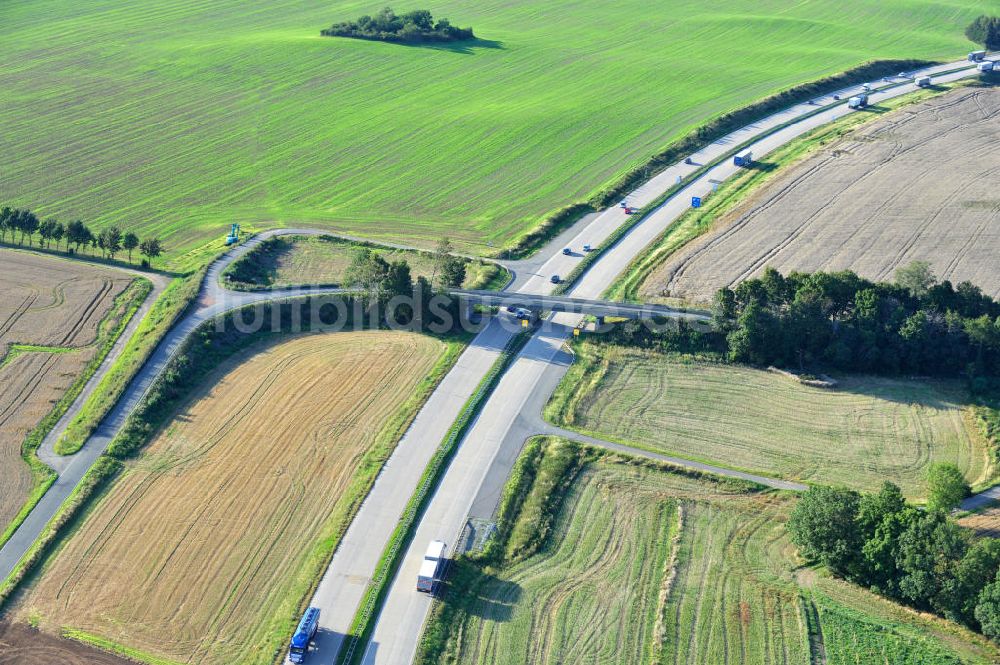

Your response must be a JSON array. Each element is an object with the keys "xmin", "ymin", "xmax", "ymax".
[
  {"xmin": 392, "ymin": 38, "xmax": 504, "ymax": 55},
  {"xmin": 745, "ymin": 161, "xmax": 778, "ymax": 172},
  {"xmin": 809, "ymin": 372, "xmax": 967, "ymax": 411},
  {"xmin": 437, "ymin": 561, "xmax": 522, "ymax": 622}
]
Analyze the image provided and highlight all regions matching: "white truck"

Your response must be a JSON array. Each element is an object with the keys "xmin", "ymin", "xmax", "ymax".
[
  {"xmin": 978, "ymin": 61, "xmax": 995, "ymax": 73},
  {"xmin": 848, "ymin": 93, "xmax": 869, "ymax": 109},
  {"xmin": 416, "ymin": 540, "xmax": 447, "ymax": 593},
  {"xmin": 915, "ymin": 76, "xmax": 931, "ymax": 88},
  {"xmin": 969, "ymin": 50, "xmax": 987, "ymax": 62}
]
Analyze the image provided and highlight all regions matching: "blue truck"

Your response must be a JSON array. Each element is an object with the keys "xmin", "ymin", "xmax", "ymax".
[{"xmin": 288, "ymin": 607, "xmax": 320, "ymax": 663}]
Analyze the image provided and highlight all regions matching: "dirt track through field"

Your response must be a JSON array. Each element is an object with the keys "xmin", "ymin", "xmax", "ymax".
[
  {"xmin": 641, "ymin": 87, "xmax": 1000, "ymax": 303},
  {"xmin": 16, "ymin": 331, "xmax": 444, "ymax": 665},
  {"xmin": 0, "ymin": 250, "xmax": 132, "ymax": 533}
]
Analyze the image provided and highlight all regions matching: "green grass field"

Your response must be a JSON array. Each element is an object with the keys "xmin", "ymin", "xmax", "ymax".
[
  {"xmin": 224, "ymin": 235, "xmax": 507, "ymax": 290},
  {"xmin": 547, "ymin": 343, "xmax": 991, "ymax": 496},
  {"xmin": 418, "ymin": 438, "xmax": 998, "ymax": 664},
  {"xmin": 1, "ymin": 0, "xmax": 991, "ymax": 267}
]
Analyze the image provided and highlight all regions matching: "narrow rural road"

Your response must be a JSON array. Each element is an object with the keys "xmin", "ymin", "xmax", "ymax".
[
  {"xmin": 355, "ymin": 59, "xmax": 986, "ymax": 665},
  {"xmin": 0, "ymin": 229, "xmax": 356, "ymax": 581},
  {"xmin": 0, "ymin": 55, "xmax": 986, "ymax": 665}
]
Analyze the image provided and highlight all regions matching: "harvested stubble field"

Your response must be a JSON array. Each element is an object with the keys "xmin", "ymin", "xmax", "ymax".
[
  {"xmin": 227, "ymin": 235, "xmax": 504, "ymax": 290},
  {"xmin": 641, "ymin": 86, "xmax": 1000, "ymax": 304},
  {"xmin": 0, "ymin": 250, "xmax": 135, "ymax": 533},
  {"xmin": 16, "ymin": 331, "xmax": 448, "ymax": 665},
  {"xmin": 423, "ymin": 440, "xmax": 995, "ymax": 664},
  {"xmin": 1, "ymin": 0, "xmax": 991, "ymax": 264},
  {"xmin": 549, "ymin": 343, "xmax": 989, "ymax": 496}
]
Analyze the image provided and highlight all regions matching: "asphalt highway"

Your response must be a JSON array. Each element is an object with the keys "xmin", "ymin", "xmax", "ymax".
[
  {"xmin": 0, "ymin": 56, "xmax": 988, "ymax": 665},
  {"xmin": 356, "ymin": 58, "xmax": 986, "ymax": 665}
]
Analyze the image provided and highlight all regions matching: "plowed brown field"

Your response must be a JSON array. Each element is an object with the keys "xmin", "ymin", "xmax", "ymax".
[
  {"xmin": 959, "ymin": 505, "xmax": 1000, "ymax": 538},
  {"xmin": 17, "ymin": 331, "xmax": 446, "ymax": 665},
  {"xmin": 0, "ymin": 250, "xmax": 133, "ymax": 532},
  {"xmin": 0, "ymin": 622, "xmax": 132, "ymax": 665},
  {"xmin": 641, "ymin": 87, "xmax": 1000, "ymax": 304}
]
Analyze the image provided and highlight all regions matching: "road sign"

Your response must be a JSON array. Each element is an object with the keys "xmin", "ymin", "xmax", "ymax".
[
  {"xmin": 522, "ymin": 318, "xmax": 529, "ymax": 329},
  {"xmin": 691, "ymin": 196, "xmax": 702, "ymax": 208},
  {"xmin": 573, "ymin": 327, "xmax": 581, "ymax": 337}
]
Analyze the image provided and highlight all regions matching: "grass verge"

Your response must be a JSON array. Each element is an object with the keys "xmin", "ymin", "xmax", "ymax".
[
  {"xmin": 55, "ymin": 270, "xmax": 203, "ymax": 454},
  {"xmin": 510, "ymin": 58, "xmax": 934, "ymax": 260},
  {"xmin": 223, "ymin": 234, "xmax": 509, "ymax": 292},
  {"xmin": 63, "ymin": 628, "xmax": 186, "ymax": 665},
  {"xmin": 0, "ymin": 278, "xmax": 150, "ymax": 550},
  {"xmin": 0, "ymin": 456, "xmax": 122, "ymax": 609},
  {"xmin": 338, "ymin": 328, "xmax": 532, "ymax": 665},
  {"xmin": 554, "ymin": 68, "xmax": 972, "ymax": 298},
  {"xmin": 4, "ymin": 297, "xmax": 472, "ymax": 663},
  {"xmin": 605, "ymin": 79, "xmax": 972, "ymax": 303}
]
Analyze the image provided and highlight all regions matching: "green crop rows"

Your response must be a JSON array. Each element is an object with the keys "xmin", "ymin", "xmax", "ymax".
[
  {"xmin": 419, "ymin": 439, "xmax": 997, "ymax": 664},
  {"xmin": 1, "ymin": 0, "xmax": 991, "ymax": 266}
]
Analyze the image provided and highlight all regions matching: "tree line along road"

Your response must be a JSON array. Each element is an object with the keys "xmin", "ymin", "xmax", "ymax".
[{"xmin": 0, "ymin": 56, "xmax": 989, "ymax": 665}]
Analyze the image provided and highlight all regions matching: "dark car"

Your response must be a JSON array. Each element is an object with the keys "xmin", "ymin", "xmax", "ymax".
[{"xmin": 550, "ymin": 275, "xmax": 561, "ymax": 284}]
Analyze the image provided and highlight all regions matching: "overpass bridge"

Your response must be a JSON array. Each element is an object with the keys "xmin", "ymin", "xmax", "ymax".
[{"xmin": 451, "ymin": 289, "xmax": 711, "ymax": 324}]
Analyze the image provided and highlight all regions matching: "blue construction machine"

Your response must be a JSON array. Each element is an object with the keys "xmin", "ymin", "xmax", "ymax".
[{"xmin": 225, "ymin": 223, "xmax": 240, "ymax": 245}]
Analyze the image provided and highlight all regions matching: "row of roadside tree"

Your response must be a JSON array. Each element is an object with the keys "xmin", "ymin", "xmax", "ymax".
[{"xmin": 0, "ymin": 206, "xmax": 163, "ymax": 266}]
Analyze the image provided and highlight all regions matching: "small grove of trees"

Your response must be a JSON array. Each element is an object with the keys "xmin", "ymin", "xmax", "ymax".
[
  {"xmin": 431, "ymin": 238, "xmax": 467, "ymax": 290},
  {"xmin": 712, "ymin": 264, "xmax": 1000, "ymax": 384},
  {"xmin": 966, "ymin": 15, "xmax": 1000, "ymax": 50},
  {"xmin": 321, "ymin": 7, "xmax": 474, "ymax": 43},
  {"xmin": 343, "ymin": 237, "xmax": 466, "ymax": 304},
  {"xmin": 788, "ymin": 477, "xmax": 1000, "ymax": 640},
  {"xmin": 0, "ymin": 205, "xmax": 163, "ymax": 266}
]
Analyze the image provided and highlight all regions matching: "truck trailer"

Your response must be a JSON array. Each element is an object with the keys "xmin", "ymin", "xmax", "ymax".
[
  {"xmin": 969, "ymin": 50, "xmax": 987, "ymax": 62},
  {"xmin": 978, "ymin": 61, "xmax": 995, "ymax": 73},
  {"xmin": 848, "ymin": 94, "xmax": 869, "ymax": 109},
  {"xmin": 733, "ymin": 151, "xmax": 753, "ymax": 167},
  {"xmin": 417, "ymin": 540, "xmax": 447, "ymax": 593},
  {"xmin": 288, "ymin": 607, "xmax": 320, "ymax": 663},
  {"xmin": 915, "ymin": 76, "xmax": 931, "ymax": 88}
]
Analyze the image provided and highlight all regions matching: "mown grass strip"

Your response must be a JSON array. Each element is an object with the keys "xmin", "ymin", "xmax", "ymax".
[
  {"xmin": 55, "ymin": 270, "xmax": 203, "ymax": 454},
  {"xmin": 0, "ymin": 278, "xmax": 150, "ymax": 551},
  {"xmin": 0, "ymin": 456, "xmax": 122, "ymax": 609},
  {"xmin": 552, "ymin": 64, "xmax": 974, "ymax": 296},
  {"xmin": 605, "ymin": 79, "xmax": 973, "ymax": 303},
  {"xmin": 62, "ymin": 628, "xmax": 186, "ymax": 665},
  {"xmin": 338, "ymin": 328, "xmax": 532, "ymax": 665},
  {"xmin": 509, "ymin": 58, "xmax": 936, "ymax": 260}
]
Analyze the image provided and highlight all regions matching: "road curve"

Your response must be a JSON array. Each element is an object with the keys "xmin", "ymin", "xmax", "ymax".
[
  {"xmin": 0, "ymin": 56, "xmax": 984, "ymax": 662},
  {"xmin": 0, "ymin": 229, "xmax": 353, "ymax": 581},
  {"xmin": 357, "ymin": 59, "xmax": 985, "ymax": 665}
]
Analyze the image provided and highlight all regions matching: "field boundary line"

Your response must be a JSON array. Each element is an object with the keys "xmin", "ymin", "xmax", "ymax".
[
  {"xmin": 0, "ymin": 277, "xmax": 151, "ymax": 551},
  {"xmin": 552, "ymin": 62, "xmax": 977, "ymax": 297}
]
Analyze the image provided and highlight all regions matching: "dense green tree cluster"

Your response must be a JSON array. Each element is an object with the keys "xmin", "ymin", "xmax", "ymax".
[
  {"xmin": 713, "ymin": 265, "xmax": 1000, "ymax": 382},
  {"xmin": 0, "ymin": 205, "xmax": 163, "ymax": 266},
  {"xmin": 321, "ymin": 7, "xmax": 474, "ymax": 43},
  {"xmin": 343, "ymin": 238, "xmax": 465, "ymax": 302},
  {"xmin": 966, "ymin": 15, "xmax": 1000, "ymax": 50},
  {"xmin": 788, "ymin": 475, "xmax": 1000, "ymax": 640}
]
